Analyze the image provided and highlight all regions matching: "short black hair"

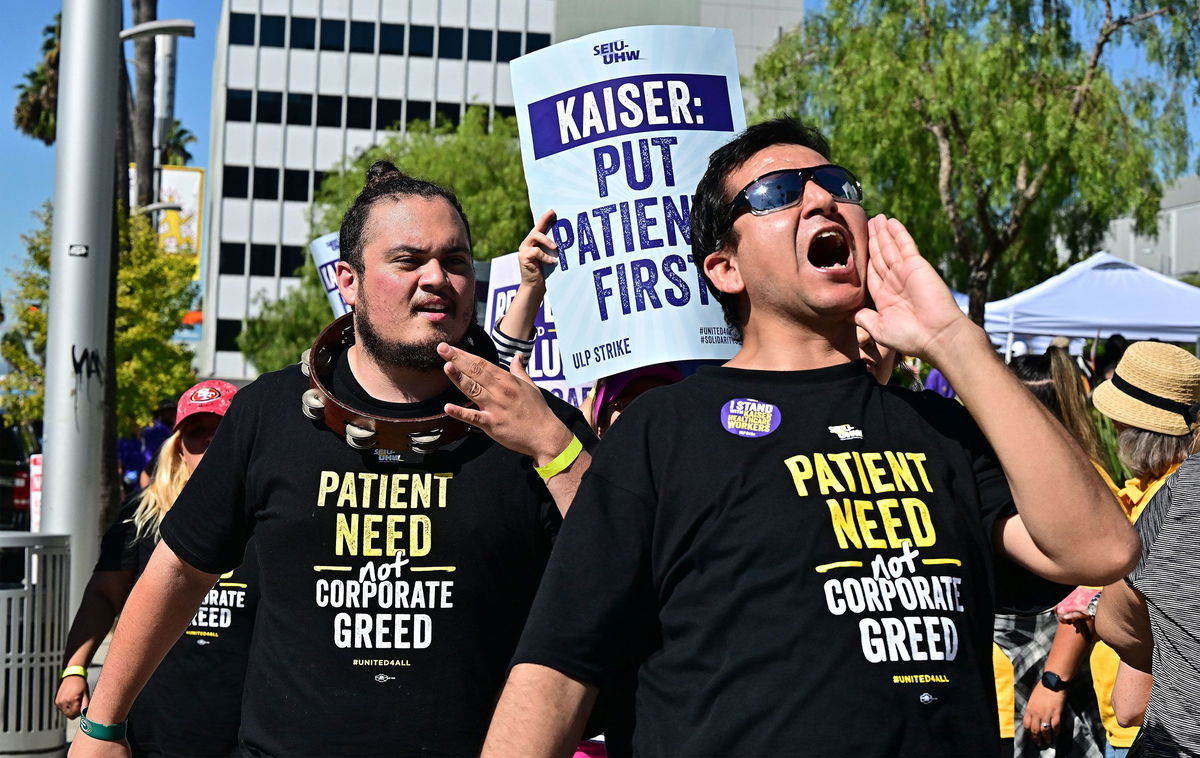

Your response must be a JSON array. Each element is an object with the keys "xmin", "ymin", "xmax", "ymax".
[
  {"xmin": 690, "ymin": 118, "xmax": 832, "ymax": 341},
  {"xmin": 339, "ymin": 160, "xmax": 472, "ymax": 273}
]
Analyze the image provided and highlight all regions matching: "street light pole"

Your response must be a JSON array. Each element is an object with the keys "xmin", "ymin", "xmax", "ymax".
[
  {"xmin": 121, "ymin": 19, "xmax": 194, "ymax": 214},
  {"xmin": 41, "ymin": 0, "xmax": 121, "ymax": 610},
  {"xmin": 153, "ymin": 33, "xmax": 176, "ymax": 204}
]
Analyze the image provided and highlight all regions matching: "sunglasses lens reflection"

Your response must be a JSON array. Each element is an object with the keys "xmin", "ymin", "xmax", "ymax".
[
  {"xmin": 746, "ymin": 166, "xmax": 862, "ymax": 214},
  {"xmin": 747, "ymin": 177, "xmax": 804, "ymax": 213}
]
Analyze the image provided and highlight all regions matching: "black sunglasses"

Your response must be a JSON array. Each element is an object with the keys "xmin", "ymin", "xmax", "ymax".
[{"xmin": 726, "ymin": 165, "xmax": 864, "ymax": 228}]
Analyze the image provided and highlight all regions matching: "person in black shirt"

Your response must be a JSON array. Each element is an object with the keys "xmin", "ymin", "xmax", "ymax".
[
  {"xmin": 73, "ymin": 164, "xmax": 595, "ymax": 757},
  {"xmin": 483, "ymin": 118, "xmax": 1140, "ymax": 757},
  {"xmin": 57, "ymin": 380, "xmax": 255, "ymax": 758}
]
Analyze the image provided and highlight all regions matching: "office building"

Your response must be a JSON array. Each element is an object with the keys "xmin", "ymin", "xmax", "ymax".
[
  {"xmin": 1102, "ymin": 174, "xmax": 1200, "ymax": 278},
  {"xmin": 201, "ymin": 0, "xmax": 802, "ymax": 380}
]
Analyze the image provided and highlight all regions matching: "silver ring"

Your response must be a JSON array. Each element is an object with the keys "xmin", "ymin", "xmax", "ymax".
[{"xmin": 1041, "ymin": 722, "xmax": 1051, "ymax": 729}]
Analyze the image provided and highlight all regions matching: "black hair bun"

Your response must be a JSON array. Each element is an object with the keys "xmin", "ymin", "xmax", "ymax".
[{"xmin": 365, "ymin": 160, "xmax": 405, "ymax": 189}]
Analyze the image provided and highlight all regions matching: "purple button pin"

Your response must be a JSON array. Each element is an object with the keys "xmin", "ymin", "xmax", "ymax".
[{"xmin": 721, "ymin": 398, "xmax": 781, "ymax": 438}]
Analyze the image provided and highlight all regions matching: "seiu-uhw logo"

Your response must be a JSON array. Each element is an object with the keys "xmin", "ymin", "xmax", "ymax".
[{"xmin": 593, "ymin": 39, "xmax": 641, "ymax": 64}]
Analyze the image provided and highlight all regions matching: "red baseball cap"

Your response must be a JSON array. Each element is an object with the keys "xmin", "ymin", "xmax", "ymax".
[{"xmin": 174, "ymin": 380, "xmax": 238, "ymax": 431}]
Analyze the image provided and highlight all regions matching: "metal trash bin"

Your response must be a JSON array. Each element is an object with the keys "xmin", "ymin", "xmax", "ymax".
[{"xmin": 1, "ymin": 534, "xmax": 68, "ymax": 757}]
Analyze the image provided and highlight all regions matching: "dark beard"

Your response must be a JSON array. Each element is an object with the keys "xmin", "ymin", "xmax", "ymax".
[{"xmin": 355, "ymin": 300, "xmax": 475, "ymax": 372}]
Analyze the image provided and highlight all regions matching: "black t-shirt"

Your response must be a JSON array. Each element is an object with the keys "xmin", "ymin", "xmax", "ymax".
[
  {"xmin": 514, "ymin": 363, "xmax": 1017, "ymax": 757},
  {"xmin": 159, "ymin": 357, "xmax": 594, "ymax": 757},
  {"xmin": 97, "ymin": 500, "xmax": 258, "ymax": 758}
]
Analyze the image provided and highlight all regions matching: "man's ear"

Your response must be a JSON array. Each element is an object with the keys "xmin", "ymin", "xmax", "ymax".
[
  {"xmin": 335, "ymin": 260, "xmax": 360, "ymax": 308},
  {"xmin": 702, "ymin": 246, "xmax": 745, "ymax": 297}
]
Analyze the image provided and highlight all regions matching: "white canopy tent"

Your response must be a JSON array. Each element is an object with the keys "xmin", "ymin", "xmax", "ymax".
[{"xmin": 983, "ymin": 252, "xmax": 1200, "ymax": 356}]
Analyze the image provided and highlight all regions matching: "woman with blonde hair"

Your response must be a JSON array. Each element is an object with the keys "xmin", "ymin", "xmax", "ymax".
[{"xmin": 55, "ymin": 380, "xmax": 257, "ymax": 758}]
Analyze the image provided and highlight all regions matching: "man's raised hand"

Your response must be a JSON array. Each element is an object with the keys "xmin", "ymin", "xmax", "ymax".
[
  {"xmin": 854, "ymin": 215, "xmax": 973, "ymax": 363},
  {"xmin": 517, "ymin": 209, "xmax": 560, "ymax": 291},
  {"xmin": 439, "ymin": 344, "xmax": 573, "ymax": 464}
]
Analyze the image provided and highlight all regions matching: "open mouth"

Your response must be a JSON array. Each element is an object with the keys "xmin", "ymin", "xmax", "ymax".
[
  {"xmin": 414, "ymin": 301, "xmax": 453, "ymax": 319},
  {"xmin": 808, "ymin": 229, "xmax": 852, "ymax": 270}
]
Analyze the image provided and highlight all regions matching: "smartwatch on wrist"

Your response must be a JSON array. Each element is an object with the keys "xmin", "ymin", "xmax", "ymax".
[
  {"xmin": 1041, "ymin": 671, "xmax": 1070, "ymax": 692},
  {"xmin": 78, "ymin": 708, "xmax": 128, "ymax": 741}
]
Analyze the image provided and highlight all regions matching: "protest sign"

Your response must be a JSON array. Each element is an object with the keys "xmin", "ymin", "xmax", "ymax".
[
  {"xmin": 309, "ymin": 231, "xmax": 351, "ymax": 317},
  {"xmin": 484, "ymin": 253, "xmax": 593, "ymax": 409},
  {"xmin": 511, "ymin": 25, "xmax": 745, "ymax": 384}
]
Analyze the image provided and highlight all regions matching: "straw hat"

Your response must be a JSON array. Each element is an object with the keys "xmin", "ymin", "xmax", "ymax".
[{"xmin": 1092, "ymin": 342, "xmax": 1200, "ymax": 436}]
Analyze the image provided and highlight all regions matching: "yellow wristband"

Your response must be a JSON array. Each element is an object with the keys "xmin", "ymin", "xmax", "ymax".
[
  {"xmin": 535, "ymin": 435, "xmax": 583, "ymax": 481},
  {"xmin": 61, "ymin": 665, "xmax": 88, "ymax": 680}
]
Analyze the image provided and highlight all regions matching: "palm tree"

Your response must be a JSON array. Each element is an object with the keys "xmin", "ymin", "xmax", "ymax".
[
  {"xmin": 161, "ymin": 119, "xmax": 196, "ymax": 166},
  {"xmin": 13, "ymin": 14, "xmax": 61, "ymax": 145}
]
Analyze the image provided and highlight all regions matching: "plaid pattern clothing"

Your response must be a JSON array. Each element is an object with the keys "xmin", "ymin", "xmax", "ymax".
[{"xmin": 995, "ymin": 610, "xmax": 1106, "ymax": 758}]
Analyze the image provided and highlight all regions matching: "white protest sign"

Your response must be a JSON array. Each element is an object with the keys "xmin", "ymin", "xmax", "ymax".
[
  {"xmin": 484, "ymin": 253, "xmax": 593, "ymax": 409},
  {"xmin": 309, "ymin": 231, "xmax": 351, "ymax": 317},
  {"xmin": 511, "ymin": 26, "xmax": 744, "ymax": 385}
]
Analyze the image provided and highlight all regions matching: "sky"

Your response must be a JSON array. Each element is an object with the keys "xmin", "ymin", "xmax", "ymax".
[
  {"xmin": 0, "ymin": 1, "xmax": 221, "ymax": 281},
  {"xmin": 0, "ymin": 2, "xmax": 1195, "ymax": 296}
]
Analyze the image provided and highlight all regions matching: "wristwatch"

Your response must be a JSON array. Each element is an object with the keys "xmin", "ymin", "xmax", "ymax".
[{"xmin": 1041, "ymin": 671, "xmax": 1070, "ymax": 692}]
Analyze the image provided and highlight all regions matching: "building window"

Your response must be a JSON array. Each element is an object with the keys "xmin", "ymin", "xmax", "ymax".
[
  {"xmin": 496, "ymin": 31, "xmax": 522, "ymax": 62},
  {"xmin": 253, "ymin": 167, "xmax": 279, "ymax": 200},
  {"xmin": 224, "ymin": 165, "xmax": 249, "ymax": 198},
  {"xmin": 346, "ymin": 97, "xmax": 372, "ymax": 129},
  {"xmin": 409, "ymin": 25, "xmax": 434, "ymax": 57},
  {"xmin": 283, "ymin": 169, "xmax": 309, "ymax": 202},
  {"xmin": 280, "ymin": 246, "xmax": 306, "ymax": 277},
  {"xmin": 250, "ymin": 244, "xmax": 276, "ymax": 276},
  {"xmin": 349, "ymin": 21, "xmax": 375, "ymax": 53},
  {"xmin": 260, "ymin": 15, "xmax": 286, "ymax": 47},
  {"xmin": 256, "ymin": 91, "xmax": 283, "ymax": 124},
  {"xmin": 467, "ymin": 29, "xmax": 493, "ymax": 61},
  {"xmin": 406, "ymin": 100, "xmax": 431, "ymax": 124},
  {"xmin": 320, "ymin": 19, "xmax": 345, "ymax": 51},
  {"xmin": 525, "ymin": 32, "xmax": 551, "ymax": 53},
  {"xmin": 215, "ymin": 319, "xmax": 242, "ymax": 352},
  {"xmin": 312, "ymin": 171, "xmax": 326, "ymax": 195},
  {"xmin": 229, "ymin": 13, "xmax": 255, "ymax": 46},
  {"xmin": 287, "ymin": 93, "xmax": 313, "ymax": 125},
  {"xmin": 379, "ymin": 23, "xmax": 404, "ymax": 55},
  {"xmin": 291, "ymin": 17, "xmax": 316, "ymax": 49},
  {"xmin": 226, "ymin": 89, "xmax": 253, "ymax": 122},
  {"xmin": 436, "ymin": 102, "xmax": 461, "ymax": 128},
  {"xmin": 494, "ymin": 105, "xmax": 516, "ymax": 120},
  {"xmin": 316, "ymin": 95, "xmax": 342, "ymax": 127},
  {"xmin": 377, "ymin": 98, "xmax": 403, "ymax": 130},
  {"xmin": 219, "ymin": 242, "xmax": 245, "ymax": 275},
  {"xmin": 439, "ymin": 27, "xmax": 463, "ymax": 58}
]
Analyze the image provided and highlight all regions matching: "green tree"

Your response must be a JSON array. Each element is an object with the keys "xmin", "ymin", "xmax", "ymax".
[
  {"xmin": 12, "ymin": 13, "xmax": 60, "ymax": 145},
  {"xmin": 1, "ymin": 209, "xmax": 52, "ymax": 423},
  {"xmin": 239, "ymin": 106, "xmax": 530, "ymax": 370},
  {"xmin": 161, "ymin": 118, "xmax": 197, "ymax": 166},
  {"xmin": 312, "ymin": 106, "xmax": 530, "ymax": 259},
  {"xmin": 0, "ymin": 206, "xmax": 197, "ymax": 428},
  {"xmin": 237, "ymin": 258, "xmax": 334, "ymax": 372},
  {"xmin": 751, "ymin": 1, "xmax": 1198, "ymax": 323}
]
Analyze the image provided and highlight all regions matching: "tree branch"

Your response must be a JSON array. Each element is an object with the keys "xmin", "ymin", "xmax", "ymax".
[
  {"xmin": 999, "ymin": 4, "xmax": 1171, "ymax": 249},
  {"xmin": 922, "ymin": 110, "xmax": 969, "ymax": 260}
]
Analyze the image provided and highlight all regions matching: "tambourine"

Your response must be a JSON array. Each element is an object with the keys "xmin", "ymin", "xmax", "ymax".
[{"xmin": 299, "ymin": 313, "xmax": 494, "ymax": 453}]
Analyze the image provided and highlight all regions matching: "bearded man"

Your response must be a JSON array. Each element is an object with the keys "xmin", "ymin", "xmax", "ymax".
[{"xmin": 73, "ymin": 163, "xmax": 595, "ymax": 757}]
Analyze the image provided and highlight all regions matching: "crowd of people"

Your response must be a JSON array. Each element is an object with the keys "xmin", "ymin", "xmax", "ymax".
[{"xmin": 59, "ymin": 118, "xmax": 1200, "ymax": 758}]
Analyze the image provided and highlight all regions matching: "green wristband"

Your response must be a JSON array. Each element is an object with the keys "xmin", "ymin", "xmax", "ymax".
[{"xmin": 79, "ymin": 708, "xmax": 128, "ymax": 741}]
